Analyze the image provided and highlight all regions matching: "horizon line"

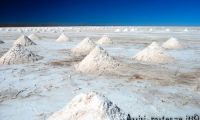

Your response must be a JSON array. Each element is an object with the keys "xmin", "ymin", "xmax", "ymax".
[{"xmin": 0, "ymin": 24, "xmax": 200, "ymax": 27}]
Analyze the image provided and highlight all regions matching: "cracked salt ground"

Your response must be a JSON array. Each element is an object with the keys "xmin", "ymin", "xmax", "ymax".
[{"xmin": 0, "ymin": 26, "xmax": 200, "ymax": 120}]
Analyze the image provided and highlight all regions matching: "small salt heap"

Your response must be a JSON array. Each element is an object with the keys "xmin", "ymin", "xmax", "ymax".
[
  {"xmin": 35, "ymin": 30, "xmax": 40, "ymax": 33},
  {"xmin": 52, "ymin": 30, "xmax": 57, "ymax": 33},
  {"xmin": 18, "ymin": 29, "xmax": 23, "ymax": 33},
  {"xmin": 77, "ymin": 46, "xmax": 118, "ymax": 72},
  {"xmin": 123, "ymin": 28, "xmax": 128, "ymax": 32},
  {"xmin": 162, "ymin": 37, "xmax": 185, "ymax": 49},
  {"xmin": 28, "ymin": 33, "xmax": 41, "ymax": 40},
  {"xmin": 132, "ymin": 42, "xmax": 174, "ymax": 63},
  {"xmin": 42, "ymin": 29, "xmax": 46, "ymax": 32},
  {"xmin": 115, "ymin": 29, "xmax": 121, "ymax": 32},
  {"xmin": 96, "ymin": 35, "xmax": 113, "ymax": 44},
  {"xmin": 6, "ymin": 28, "xmax": 11, "ymax": 32},
  {"xmin": 165, "ymin": 29, "xmax": 170, "ymax": 31},
  {"xmin": 71, "ymin": 37, "xmax": 96, "ymax": 54},
  {"xmin": 130, "ymin": 28, "xmax": 135, "ymax": 32},
  {"xmin": 56, "ymin": 33, "xmax": 71, "ymax": 42},
  {"xmin": 76, "ymin": 29, "xmax": 81, "ymax": 32},
  {"xmin": 60, "ymin": 29, "xmax": 65, "ymax": 32},
  {"xmin": 13, "ymin": 35, "xmax": 36, "ymax": 46}
]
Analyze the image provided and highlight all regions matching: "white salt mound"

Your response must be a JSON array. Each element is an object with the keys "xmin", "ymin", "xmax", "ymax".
[
  {"xmin": 165, "ymin": 29, "xmax": 170, "ymax": 31},
  {"xmin": 184, "ymin": 29, "xmax": 188, "ymax": 32},
  {"xmin": 71, "ymin": 37, "xmax": 96, "ymax": 54},
  {"xmin": 76, "ymin": 29, "xmax": 81, "ymax": 32},
  {"xmin": 28, "ymin": 33, "xmax": 41, "ymax": 40},
  {"xmin": 56, "ymin": 33, "xmax": 71, "ymax": 42},
  {"xmin": 33, "ymin": 29, "xmax": 40, "ymax": 33},
  {"xmin": 52, "ymin": 30, "xmax": 57, "ymax": 33},
  {"xmin": 77, "ymin": 46, "xmax": 118, "ymax": 72},
  {"xmin": 0, "ymin": 40, "xmax": 4, "ymax": 44},
  {"xmin": 6, "ymin": 29, "xmax": 11, "ymax": 32},
  {"xmin": 18, "ymin": 29, "xmax": 23, "ymax": 33},
  {"xmin": 130, "ymin": 28, "xmax": 135, "ymax": 32},
  {"xmin": 96, "ymin": 35, "xmax": 113, "ymax": 44},
  {"xmin": 115, "ymin": 29, "xmax": 121, "ymax": 32},
  {"xmin": 13, "ymin": 35, "xmax": 36, "ymax": 46},
  {"xmin": 24, "ymin": 29, "xmax": 27, "ymax": 32},
  {"xmin": 60, "ymin": 29, "xmax": 64, "ymax": 32},
  {"xmin": 123, "ymin": 28, "xmax": 128, "ymax": 32},
  {"xmin": 0, "ymin": 44, "xmax": 42, "ymax": 65},
  {"xmin": 132, "ymin": 42, "xmax": 174, "ymax": 63},
  {"xmin": 47, "ymin": 91, "xmax": 128, "ymax": 120},
  {"xmin": 162, "ymin": 37, "xmax": 185, "ymax": 49}
]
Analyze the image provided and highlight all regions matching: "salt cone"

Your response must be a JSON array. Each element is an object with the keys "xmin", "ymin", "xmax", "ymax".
[
  {"xmin": 0, "ymin": 44, "xmax": 42, "ymax": 65},
  {"xmin": 96, "ymin": 35, "xmax": 113, "ymax": 44},
  {"xmin": 56, "ymin": 33, "xmax": 71, "ymax": 42},
  {"xmin": 162, "ymin": 37, "xmax": 185, "ymax": 49},
  {"xmin": 123, "ymin": 28, "xmax": 128, "ymax": 32},
  {"xmin": 47, "ymin": 91, "xmax": 128, "ymax": 120},
  {"xmin": 77, "ymin": 46, "xmax": 118, "ymax": 72},
  {"xmin": 13, "ymin": 35, "xmax": 36, "ymax": 46},
  {"xmin": 28, "ymin": 33, "xmax": 41, "ymax": 40},
  {"xmin": 71, "ymin": 37, "xmax": 96, "ymax": 54},
  {"xmin": 52, "ymin": 30, "xmax": 57, "ymax": 33},
  {"xmin": 115, "ymin": 29, "xmax": 121, "ymax": 32},
  {"xmin": 132, "ymin": 42, "xmax": 174, "ymax": 63}
]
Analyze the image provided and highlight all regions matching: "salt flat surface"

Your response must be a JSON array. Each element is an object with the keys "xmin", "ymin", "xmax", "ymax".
[{"xmin": 0, "ymin": 26, "xmax": 200, "ymax": 120}]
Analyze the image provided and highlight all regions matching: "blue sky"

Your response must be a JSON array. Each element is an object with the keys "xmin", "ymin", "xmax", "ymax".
[{"xmin": 0, "ymin": 0, "xmax": 200, "ymax": 26}]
